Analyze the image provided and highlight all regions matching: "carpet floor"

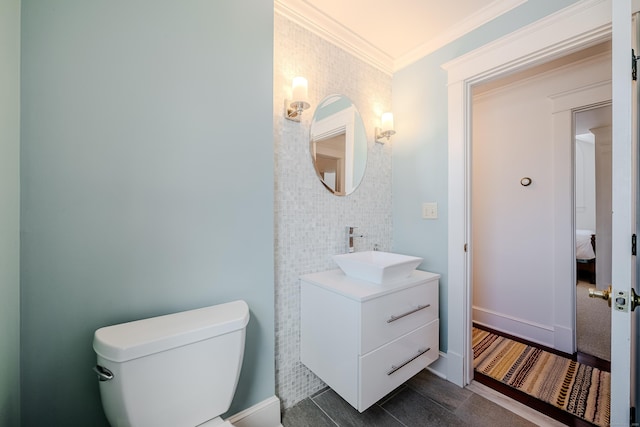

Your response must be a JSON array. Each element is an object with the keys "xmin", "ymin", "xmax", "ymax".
[
  {"xmin": 473, "ymin": 327, "xmax": 610, "ymax": 427},
  {"xmin": 576, "ymin": 280, "xmax": 611, "ymax": 361}
]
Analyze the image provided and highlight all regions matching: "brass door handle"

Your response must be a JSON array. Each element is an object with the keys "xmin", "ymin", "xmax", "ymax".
[
  {"xmin": 589, "ymin": 286, "xmax": 640, "ymax": 311},
  {"xmin": 588, "ymin": 285, "xmax": 612, "ymax": 307}
]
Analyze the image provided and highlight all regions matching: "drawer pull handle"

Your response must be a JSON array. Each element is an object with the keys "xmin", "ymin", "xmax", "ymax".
[
  {"xmin": 387, "ymin": 347, "xmax": 430, "ymax": 376},
  {"xmin": 387, "ymin": 304, "xmax": 430, "ymax": 323}
]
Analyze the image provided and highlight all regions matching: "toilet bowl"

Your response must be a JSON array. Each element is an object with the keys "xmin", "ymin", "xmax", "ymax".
[{"xmin": 93, "ymin": 300, "xmax": 249, "ymax": 427}]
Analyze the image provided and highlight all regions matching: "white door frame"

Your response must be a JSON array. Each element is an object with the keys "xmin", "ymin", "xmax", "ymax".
[{"xmin": 442, "ymin": 0, "xmax": 612, "ymax": 387}]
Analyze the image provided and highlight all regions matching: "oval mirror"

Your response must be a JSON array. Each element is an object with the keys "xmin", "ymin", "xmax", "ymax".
[{"xmin": 309, "ymin": 95, "xmax": 367, "ymax": 196}]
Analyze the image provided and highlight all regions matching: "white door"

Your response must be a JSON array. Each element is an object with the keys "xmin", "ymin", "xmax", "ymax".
[{"xmin": 609, "ymin": 1, "xmax": 637, "ymax": 425}]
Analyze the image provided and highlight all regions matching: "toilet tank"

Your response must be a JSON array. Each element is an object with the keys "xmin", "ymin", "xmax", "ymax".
[{"xmin": 93, "ymin": 300, "xmax": 249, "ymax": 427}]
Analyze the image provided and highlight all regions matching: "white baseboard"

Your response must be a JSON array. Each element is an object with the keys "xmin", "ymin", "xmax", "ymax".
[
  {"xmin": 553, "ymin": 324, "xmax": 574, "ymax": 354},
  {"xmin": 426, "ymin": 352, "xmax": 448, "ymax": 379},
  {"xmin": 425, "ymin": 351, "xmax": 466, "ymax": 388},
  {"xmin": 226, "ymin": 395, "xmax": 282, "ymax": 427},
  {"xmin": 473, "ymin": 306, "xmax": 554, "ymax": 348}
]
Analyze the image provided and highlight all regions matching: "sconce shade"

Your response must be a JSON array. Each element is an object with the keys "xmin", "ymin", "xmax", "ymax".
[
  {"xmin": 285, "ymin": 76, "xmax": 310, "ymax": 122},
  {"xmin": 381, "ymin": 112, "xmax": 394, "ymax": 133},
  {"xmin": 375, "ymin": 111, "xmax": 396, "ymax": 144},
  {"xmin": 292, "ymin": 76, "xmax": 308, "ymax": 103}
]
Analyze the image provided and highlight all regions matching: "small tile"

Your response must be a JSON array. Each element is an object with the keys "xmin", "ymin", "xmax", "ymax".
[
  {"xmin": 273, "ymin": 12, "xmax": 394, "ymax": 408},
  {"xmin": 313, "ymin": 389, "xmax": 404, "ymax": 427},
  {"xmin": 282, "ymin": 398, "xmax": 338, "ymax": 427},
  {"xmin": 454, "ymin": 394, "xmax": 538, "ymax": 427},
  {"xmin": 407, "ymin": 369, "xmax": 473, "ymax": 412},
  {"xmin": 381, "ymin": 387, "xmax": 465, "ymax": 427}
]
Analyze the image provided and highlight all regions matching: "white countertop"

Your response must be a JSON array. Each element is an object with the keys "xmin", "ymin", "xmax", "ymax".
[{"xmin": 300, "ymin": 269, "xmax": 440, "ymax": 302}]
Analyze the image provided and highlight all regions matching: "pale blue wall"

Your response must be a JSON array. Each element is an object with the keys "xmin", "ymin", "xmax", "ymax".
[
  {"xmin": 392, "ymin": 0, "xmax": 579, "ymax": 351},
  {"xmin": 0, "ymin": 0, "xmax": 21, "ymax": 425},
  {"xmin": 20, "ymin": 1, "xmax": 274, "ymax": 425}
]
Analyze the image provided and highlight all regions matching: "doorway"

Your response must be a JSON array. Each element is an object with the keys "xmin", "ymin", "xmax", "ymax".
[
  {"xmin": 467, "ymin": 43, "xmax": 612, "ymax": 424},
  {"xmin": 442, "ymin": 2, "xmax": 640, "ymax": 424},
  {"xmin": 441, "ymin": 3, "xmax": 612, "ymax": 390},
  {"xmin": 469, "ymin": 42, "xmax": 611, "ymax": 353},
  {"xmin": 574, "ymin": 105, "xmax": 612, "ymax": 363}
]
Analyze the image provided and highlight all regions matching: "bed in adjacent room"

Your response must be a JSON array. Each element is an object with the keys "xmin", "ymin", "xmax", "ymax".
[{"xmin": 576, "ymin": 229, "xmax": 596, "ymax": 284}]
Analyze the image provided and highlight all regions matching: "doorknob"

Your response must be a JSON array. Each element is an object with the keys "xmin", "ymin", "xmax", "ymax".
[
  {"xmin": 618, "ymin": 288, "xmax": 640, "ymax": 312},
  {"xmin": 589, "ymin": 286, "xmax": 640, "ymax": 312},
  {"xmin": 588, "ymin": 285, "xmax": 612, "ymax": 307}
]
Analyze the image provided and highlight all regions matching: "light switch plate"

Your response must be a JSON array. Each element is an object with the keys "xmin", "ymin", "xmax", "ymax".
[{"xmin": 422, "ymin": 202, "xmax": 438, "ymax": 219}]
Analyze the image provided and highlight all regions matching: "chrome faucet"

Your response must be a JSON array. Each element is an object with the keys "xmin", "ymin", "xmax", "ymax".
[{"xmin": 346, "ymin": 226, "xmax": 363, "ymax": 253}]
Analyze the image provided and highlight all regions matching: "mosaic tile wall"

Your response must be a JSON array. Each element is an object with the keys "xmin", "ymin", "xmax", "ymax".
[{"xmin": 274, "ymin": 13, "xmax": 393, "ymax": 409}]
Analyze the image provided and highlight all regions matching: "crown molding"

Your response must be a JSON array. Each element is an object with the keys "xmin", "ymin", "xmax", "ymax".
[
  {"xmin": 394, "ymin": 0, "xmax": 527, "ymax": 71},
  {"xmin": 276, "ymin": 0, "xmax": 529, "ymax": 75},
  {"xmin": 274, "ymin": 0, "xmax": 394, "ymax": 75},
  {"xmin": 441, "ymin": 0, "xmax": 611, "ymax": 83}
]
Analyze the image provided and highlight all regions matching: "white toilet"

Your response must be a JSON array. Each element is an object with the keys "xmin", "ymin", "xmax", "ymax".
[{"xmin": 93, "ymin": 300, "xmax": 249, "ymax": 427}]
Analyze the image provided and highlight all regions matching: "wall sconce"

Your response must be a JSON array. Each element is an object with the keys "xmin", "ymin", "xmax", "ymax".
[
  {"xmin": 375, "ymin": 112, "xmax": 396, "ymax": 144},
  {"xmin": 285, "ymin": 76, "xmax": 310, "ymax": 122}
]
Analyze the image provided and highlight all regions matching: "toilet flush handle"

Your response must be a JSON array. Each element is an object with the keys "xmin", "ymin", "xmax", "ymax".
[{"xmin": 93, "ymin": 365, "xmax": 114, "ymax": 382}]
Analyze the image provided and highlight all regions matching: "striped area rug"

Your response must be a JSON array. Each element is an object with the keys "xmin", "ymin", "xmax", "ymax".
[{"xmin": 473, "ymin": 327, "xmax": 610, "ymax": 427}]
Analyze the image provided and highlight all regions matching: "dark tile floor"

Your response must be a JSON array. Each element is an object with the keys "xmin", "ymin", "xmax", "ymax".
[{"xmin": 282, "ymin": 370, "xmax": 539, "ymax": 427}]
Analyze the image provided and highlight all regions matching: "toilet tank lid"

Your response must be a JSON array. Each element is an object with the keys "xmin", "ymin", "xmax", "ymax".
[{"xmin": 93, "ymin": 300, "xmax": 249, "ymax": 362}]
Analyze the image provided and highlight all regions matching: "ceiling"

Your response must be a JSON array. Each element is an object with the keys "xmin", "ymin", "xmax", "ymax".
[{"xmin": 275, "ymin": 0, "xmax": 528, "ymax": 74}]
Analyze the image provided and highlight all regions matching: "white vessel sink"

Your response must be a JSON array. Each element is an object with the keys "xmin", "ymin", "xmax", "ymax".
[{"xmin": 332, "ymin": 251, "xmax": 423, "ymax": 284}]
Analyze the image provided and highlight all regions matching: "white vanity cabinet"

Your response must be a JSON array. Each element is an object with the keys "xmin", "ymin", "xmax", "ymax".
[{"xmin": 300, "ymin": 269, "xmax": 440, "ymax": 412}]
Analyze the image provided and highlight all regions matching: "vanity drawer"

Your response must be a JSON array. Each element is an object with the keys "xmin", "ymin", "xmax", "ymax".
[
  {"xmin": 359, "ymin": 320, "xmax": 438, "ymax": 411},
  {"xmin": 361, "ymin": 282, "xmax": 437, "ymax": 354}
]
